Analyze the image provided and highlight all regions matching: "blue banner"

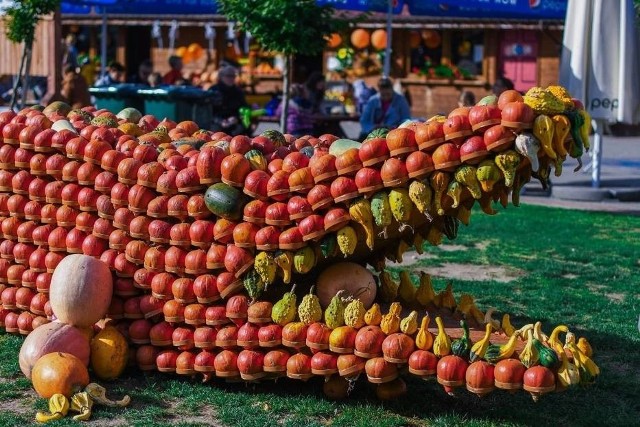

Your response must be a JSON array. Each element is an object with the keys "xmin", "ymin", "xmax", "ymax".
[
  {"xmin": 316, "ymin": 0, "xmax": 404, "ymax": 14},
  {"xmin": 409, "ymin": 0, "xmax": 567, "ymax": 19}
]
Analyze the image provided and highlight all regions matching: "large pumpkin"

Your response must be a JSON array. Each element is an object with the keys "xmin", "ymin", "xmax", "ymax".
[
  {"xmin": 19, "ymin": 321, "xmax": 90, "ymax": 379},
  {"xmin": 31, "ymin": 352, "xmax": 90, "ymax": 398},
  {"xmin": 316, "ymin": 262, "xmax": 376, "ymax": 308},
  {"xmin": 49, "ymin": 254, "xmax": 113, "ymax": 327},
  {"xmin": 90, "ymin": 325, "xmax": 129, "ymax": 381}
]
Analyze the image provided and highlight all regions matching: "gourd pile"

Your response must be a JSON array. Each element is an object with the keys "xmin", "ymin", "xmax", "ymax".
[{"xmin": 0, "ymin": 85, "xmax": 598, "ymax": 403}]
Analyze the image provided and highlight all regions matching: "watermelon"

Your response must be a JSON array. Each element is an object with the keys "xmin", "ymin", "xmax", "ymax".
[
  {"xmin": 204, "ymin": 182, "xmax": 247, "ymax": 220},
  {"xmin": 365, "ymin": 128, "xmax": 389, "ymax": 140}
]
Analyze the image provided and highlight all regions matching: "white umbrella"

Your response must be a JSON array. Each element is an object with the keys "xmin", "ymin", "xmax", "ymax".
[{"xmin": 560, "ymin": 0, "xmax": 640, "ymax": 187}]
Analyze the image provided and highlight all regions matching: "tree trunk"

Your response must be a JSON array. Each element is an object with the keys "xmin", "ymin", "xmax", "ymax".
[
  {"xmin": 21, "ymin": 41, "xmax": 34, "ymax": 109},
  {"xmin": 9, "ymin": 43, "xmax": 28, "ymax": 111},
  {"xmin": 279, "ymin": 54, "xmax": 292, "ymax": 134}
]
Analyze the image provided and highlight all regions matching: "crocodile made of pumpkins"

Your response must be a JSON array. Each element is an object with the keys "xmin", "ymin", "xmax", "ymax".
[{"xmin": 0, "ymin": 85, "xmax": 597, "ymax": 401}]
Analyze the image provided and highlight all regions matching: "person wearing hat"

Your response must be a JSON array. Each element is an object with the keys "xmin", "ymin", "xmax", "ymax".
[
  {"xmin": 359, "ymin": 77, "xmax": 411, "ymax": 139},
  {"xmin": 209, "ymin": 66, "xmax": 249, "ymax": 136}
]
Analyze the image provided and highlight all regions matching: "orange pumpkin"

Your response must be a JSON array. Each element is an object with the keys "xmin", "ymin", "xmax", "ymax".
[
  {"xmin": 371, "ymin": 29, "xmax": 387, "ymax": 50},
  {"xmin": 523, "ymin": 365, "xmax": 556, "ymax": 401},
  {"xmin": 350, "ymin": 29, "xmax": 370, "ymax": 49},
  {"xmin": 408, "ymin": 350, "xmax": 437, "ymax": 377},
  {"xmin": 286, "ymin": 352, "xmax": 313, "ymax": 380},
  {"xmin": 382, "ymin": 333, "xmax": 415, "ymax": 363},
  {"xmin": 214, "ymin": 349, "xmax": 240, "ymax": 377},
  {"xmin": 31, "ymin": 352, "xmax": 89, "ymax": 398},
  {"xmin": 326, "ymin": 33, "xmax": 342, "ymax": 49},
  {"xmin": 365, "ymin": 357, "xmax": 398, "ymax": 383}
]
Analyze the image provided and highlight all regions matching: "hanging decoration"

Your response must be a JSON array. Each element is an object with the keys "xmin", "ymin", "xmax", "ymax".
[
  {"xmin": 168, "ymin": 20, "xmax": 179, "ymax": 51},
  {"xmin": 326, "ymin": 33, "xmax": 342, "ymax": 49},
  {"xmin": 151, "ymin": 20, "xmax": 163, "ymax": 49},
  {"xmin": 204, "ymin": 23, "xmax": 216, "ymax": 57},
  {"xmin": 350, "ymin": 29, "xmax": 370, "ymax": 49}
]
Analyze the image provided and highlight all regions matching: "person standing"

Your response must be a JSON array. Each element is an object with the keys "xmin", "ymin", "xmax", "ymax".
[
  {"xmin": 61, "ymin": 65, "xmax": 91, "ymax": 108},
  {"xmin": 128, "ymin": 60, "xmax": 153, "ymax": 85},
  {"xmin": 359, "ymin": 77, "xmax": 411, "ymax": 138},
  {"xmin": 94, "ymin": 62, "xmax": 125, "ymax": 87},
  {"xmin": 304, "ymin": 71, "xmax": 326, "ymax": 113},
  {"xmin": 163, "ymin": 55, "xmax": 184, "ymax": 85},
  {"xmin": 209, "ymin": 66, "xmax": 249, "ymax": 136},
  {"xmin": 275, "ymin": 84, "xmax": 314, "ymax": 137}
]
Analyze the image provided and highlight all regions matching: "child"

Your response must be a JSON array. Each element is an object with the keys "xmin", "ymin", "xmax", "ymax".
[{"xmin": 275, "ymin": 84, "xmax": 314, "ymax": 137}]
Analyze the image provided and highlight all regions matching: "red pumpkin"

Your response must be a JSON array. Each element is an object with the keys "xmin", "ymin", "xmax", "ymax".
[
  {"xmin": 254, "ymin": 226, "xmax": 280, "ymax": 251},
  {"xmin": 386, "ymin": 128, "xmax": 417, "ymax": 157},
  {"xmin": 359, "ymin": 137, "xmax": 389, "ymax": 167},
  {"xmin": 194, "ymin": 326, "xmax": 217, "ymax": 349},
  {"xmin": 483, "ymin": 124, "xmax": 516, "ymax": 152},
  {"xmin": 380, "ymin": 158, "xmax": 408, "ymax": 187},
  {"xmin": 147, "ymin": 195, "xmax": 170, "ymax": 218},
  {"xmin": 408, "ymin": 350, "xmax": 437, "ymax": 377},
  {"xmin": 354, "ymin": 325, "xmax": 386, "ymax": 358},
  {"xmin": 459, "ymin": 135, "xmax": 490, "ymax": 164},
  {"xmin": 466, "ymin": 360, "xmax": 495, "ymax": 397},
  {"xmin": 265, "ymin": 202, "xmax": 290, "ymax": 227},
  {"xmin": 281, "ymin": 322, "xmax": 308, "ymax": 348},
  {"xmin": 206, "ymin": 244, "xmax": 227, "ymax": 269},
  {"xmin": 365, "ymin": 357, "xmax": 398, "ymax": 383},
  {"xmin": 523, "ymin": 365, "xmax": 555, "ymax": 401},
  {"xmin": 415, "ymin": 121, "xmax": 445, "ymax": 152},
  {"xmin": 263, "ymin": 349, "xmax": 290, "ymax": 374},
  {"xmin": 149, "ymin": 321, "xmax": 175, "ymax": 346},
  {"xmin": 243, "ymin": 200, "xmax": 269, "ymax": 224},
  {"xmin": 405, "ymin": 150, "xmax": 435, "ymax": 179},
  {"xmin": 163, "ymin": 299, "xmax": 185, "ymax": 323},
  {"xmin": 136, "ymin": 346, "xmax": 159, "ymax": 371},
  {"xmin": 247, "ymin": 301, "xmax": 273, "ymax": 324},
  {"xmin": 436, "ymin": 355, "xmax": 468, "ymax": 395},
  {"xmin": 323, "ymin": 208, "xmax": 350, "ymax": 232},
  {"xmin": 354, "ymin": 168, "xmax": 384, "ymax": 194},
  {"xmin": 237, "ymin": 349, "xmax": 265, "ymax": 380},
  {"xmin": 205, "ymin": 305, "xmax": 229, "ymax": 326},
  {"xmin": 172, "ymin": 326, "xmax": 195, "ymax": 350},
  {"xmin": 258, "ymin": 323, "xmax": 283, "ymax": 347},
  {"xmin": 305, "ymin": 322, "xmax": 331, "ymax": 353},
  {"xmin": 432, "ymin": 142, "xmax": 461, "ymax": 171},
  {"xmin": 501, "ymin": 101, "xmax": 535, "ymax": 129},
  {"xmin": 214, "ymin": 349, "xmax": 239, "ymax": 378},
  {"xmin": 224, "ymin": 245, "xmax": 254, "ymax": 277},
  {"xmin": 494, "ymin": 358, "xmax": 527, "ymax": 391},
  {"xmin": 189, "ymin": 220, "xmax": 214, "ymax": 248},
  {"xmin": 236, "ymin": 322, "xmax": 261, "ymax": 348},
  {"xmin": 266, "ymin": 170, "xmax": 291, "ymax": 201},
  {"xmin": 286, "ymin": 352, "xmax": 313, "ymax": 380},
  {"xmin": 128, "ymin": 319, "xmax": 152, "ymax": 344},
  {"xmin": 336, "ymin": 354, "xmax": 365, "ymax": 378},
  {"xmin": 172, "ymin": 277, "xmax": 196, "ymax": 304},
  {"xmin": 309, "ymin": 153, "xmax": 337, "ymax": 184},
  {"xmin": 156, "ymin": 349, "xmax": 179, "ymax": 373},
  {"xmin": 311, "ymin": 351, "xmax": 338, "ymax": 376},
  {"xmin": 382, "ymin": 333, "xmax": 415, "ymax": 363},
  {"xmin": 187, "ymin": 194, "xmax": 211, "ymax": 219},
  {"xmin": 215, "ymin": 325, "xmax": 239, "ymax": 349}
]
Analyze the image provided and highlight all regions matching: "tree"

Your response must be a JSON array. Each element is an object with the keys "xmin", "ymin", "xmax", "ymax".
[
  {"xmin": 3, "ymin": 0, "xmax": 60, "ymax": 110},
  {"xmin": 218, "ymin": 0, "xmax": 346, "ymax": 133}
]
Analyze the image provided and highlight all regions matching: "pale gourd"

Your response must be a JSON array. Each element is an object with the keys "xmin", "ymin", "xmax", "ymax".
[{"xmin": 49, "ymin": 254, "xmax": 113, "ymax": 327}]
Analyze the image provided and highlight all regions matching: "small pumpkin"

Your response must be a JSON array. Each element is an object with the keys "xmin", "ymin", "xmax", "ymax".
[
  {"xmin": 436, "ymin": 355, "xmax": 468, "ymax": 395},
  {"xmin": 31, "ymin": 352, "xmax": 90, "ymax": 398},
  {"xmin": 466, "ymin": 360, "xmax": 495, "ymax": 397}
]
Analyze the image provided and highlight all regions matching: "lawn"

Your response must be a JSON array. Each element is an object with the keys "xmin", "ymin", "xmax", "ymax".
[{"xmin": 1, "ymin": 203, "xmax": 639, "ymax": 427}]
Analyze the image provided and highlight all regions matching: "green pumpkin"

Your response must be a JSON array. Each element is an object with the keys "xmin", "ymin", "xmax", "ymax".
[
  {"xmin": 204, "ymin": 182, "xmax": 247, "ymax": 220},
  {"xmin": 451, "ymin": 320, "xmax": 472, "ymax": 359},
  {"xmin": 172, "ymin": 137, "xmax": 204, "ymax": 150}
]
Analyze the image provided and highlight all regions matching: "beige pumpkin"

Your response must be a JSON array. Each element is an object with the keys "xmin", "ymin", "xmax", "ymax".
[
  {"xmin": 90, "ymin": 325, "xmax": 129, "ymax": 381},
  {"xmin": 316, "ymin": 262, "xmax": 376, "ymax": 309},
  {"xmin": 49, "ymin": 254, "xmax": 113, "ymax": 327}
]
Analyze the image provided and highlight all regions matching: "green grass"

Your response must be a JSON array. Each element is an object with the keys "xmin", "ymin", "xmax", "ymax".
[{"xmin": 1, "ymin": 203, "xmax": 640, "ymax": 426}]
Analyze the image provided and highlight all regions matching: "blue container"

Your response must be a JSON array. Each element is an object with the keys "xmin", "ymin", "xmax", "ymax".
[{"xmin": 89, "ymin": 84, "xmax": 146, "ymax": 114}]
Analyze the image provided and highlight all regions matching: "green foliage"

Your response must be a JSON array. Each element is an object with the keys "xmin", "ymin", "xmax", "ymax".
[
  {"xmin": 218, "ymin": 0, "xmax": 344, "ymax": 55},
  {"xmin": 3, "ymin": 0, "xmax": 60, "ymax": 44}
]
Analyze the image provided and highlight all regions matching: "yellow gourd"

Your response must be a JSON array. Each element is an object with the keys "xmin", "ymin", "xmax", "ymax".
[
  {"xmin": 379, "ymin": 271, "xmax": 398, "ymax": 303},
  {"xmin": 454, "ymin": 165, "xmax": 482, "ymax": 199},
  {"xmin": 408, "ymin": 179, "xmax": 432, "ymax": 214},
  {"xmin": 429, "ymin": 171, "xmax": 450, "ymax": 216},
  {"xmin": 254, "ymin": 251, "xmax": 277, "ymax": 285},
  {"xmin": 274, "ymin": 251, "xmax": 294, "ymax": 284},
  {"xmin": 469, "ymin": 323, "xmax": 493, "ymax": 362},
  {"xmin": 432, "ymin": 316, "xmax": 451, "ymax": 357},
  {"xmin": 446, "ymin": 181, "xmax": 463, "ymax": 209},
  {"xmin": 349, "ymin": 198, "xmax": 375, "ymax": 250},
  {"xmin": 380, "ymin": 302, "xmax": 402, "ymax": 335},
  {"xmin": 400, "ymin": 310, "xmax": 419, "ymax": 335},
  {"xmin": 415, "ymin": 272, "xmax": 435, "ymax": 307},
  {"xmin": 69, "ymin": 392, "xmax": 93, "ymax": 421},
  {"xmin": 415, "ymin": 314, "xmax": 434, "ymax": 350},
  {"xmin": 533, "ymin": 114, "xmax": 556, "ymax": 159},
  {"xmin": 397, "ymin": 271, "xmax": 416, "ymax": 306},
  {"xmin": 336, "ymin": 226, "xmax": 357, "ymax": 257},
  {"xmin": 364, "ymin": 303, "xmax": 382, "ymax": 326},
  {"xmin": 388, "ymin": 188, "xmax": 413, "ymax": 230},
  {"xmin": 36, "ymin": 394, "xmax": 69, "ymax": 423}
]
